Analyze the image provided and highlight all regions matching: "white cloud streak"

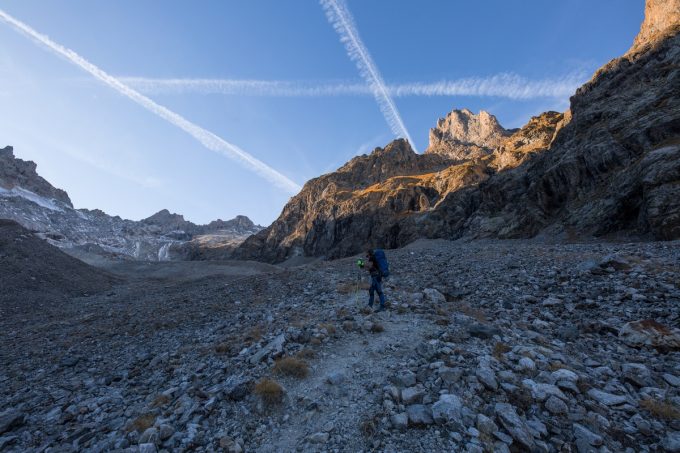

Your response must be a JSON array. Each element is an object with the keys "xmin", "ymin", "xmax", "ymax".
[
  {"xmin": 0, "ymin": 9, "xmax": 301, "ymax": 194},
  {"xmin": 319, "ymin": 0, "xmax": 416, "ymax": 151},
  {"xmin": 119, "ymin": 72, "xmax": 587, "ymax": 100}
]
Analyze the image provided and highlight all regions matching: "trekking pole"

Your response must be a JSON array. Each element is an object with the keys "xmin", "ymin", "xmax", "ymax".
[{"xmin": 353, "ymin": 258, "xmax": 365, "ymax": 307}]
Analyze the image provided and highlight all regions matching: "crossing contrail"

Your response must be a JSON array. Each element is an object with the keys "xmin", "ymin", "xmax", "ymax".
[
  {"xmin": 119, "ymin": 72, "xmax": 587, "ymax": 99},
  {"xmin": 0, "ymin": 8, "xmax": 301, "ymax": 194},
  {"xmin": 320, "ymin": 0, "xmax": 417, "ymax": 151}
]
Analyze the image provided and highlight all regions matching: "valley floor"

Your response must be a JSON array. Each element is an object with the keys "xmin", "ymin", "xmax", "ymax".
[{"xmin": 1, "ymin": 239, "xmax": 679, "ymax": 452}]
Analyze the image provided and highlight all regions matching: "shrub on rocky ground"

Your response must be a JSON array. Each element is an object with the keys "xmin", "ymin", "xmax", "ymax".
[
  {"xmin": 492, "ymin": 342, "xmax": 511, "ymax": 360},
  {"xmin": 254, "ymin": 379, "xmax": 284, "ymax": 406},
  {"xmin": 273, "ymin": 357, "xmax": 310, "ymax": 378},
  {"xmin": 128, "ymin": 413, "xmax": 156, "ymax": 433},
  {"xmin": 370, "ymin": 323, "xmax": 385, "ymax": 333},
  {"xmin": 151, "ymin": 394, "xmax": 170, "ymax": 408},
  {"xmin": 296, "ymin": 348, "xmax": 316, "ymax": 359},
  {"xmin": 640, "ymin": 397, "xmax": 680, "ymax": 420}
]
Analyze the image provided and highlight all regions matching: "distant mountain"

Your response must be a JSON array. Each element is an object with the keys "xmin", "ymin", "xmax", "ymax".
[
  {"xmin": 0, "ymin": 147, "xmax": 262, "ymax": 261},
  {"xmin": 236, "ymin": 0, "xmax": 680, "ymax": 262}
]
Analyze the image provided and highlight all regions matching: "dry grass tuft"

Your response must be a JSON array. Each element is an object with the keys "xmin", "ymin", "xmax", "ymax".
[
  {"xmin": 508, "ymin": 387, "xmax": 533, "ymax": 413},
  {"xmin": 492, "ymin": 342, "xmax": 511, "ymax": 360},
  {"xmin": 359, "ymin": 307, "xmax": 372, "ymax": 315},
  {"xmin": 360, "ymin": 416, "xmax": 378, "ymax": 438},
  {"xmin": 245, "ymin": 326, "xmax": 264, "ymax": 343},
  {"xmin": 151, "ymin": 394, "xmax": 171, "ymax": 408},
  {"xmin": 128, "ymin": 413, "xmax": 156, "ymax": 433},
  {"xmin": 310, "ymin": 337, "xmax": 322, "ymax": 346},
  {"xmin": 296, "ymin": 348, "xmax": 316, "ymax": 360},
  {"xmin": 254, "ymin": 378, "xmax": 284, "ymax": 406},
  {"xmin": 435, "ymin": 318, "xmax": 450, "ymax": 326},
  {"xmin": 335, "ymin": 307, "xmax": 350, "ymax": 318},
  {"xmin": 640, "ymin": 397, "xmax": 680, "ymax": 420},
  {"xmin": 214, "ymin": 342, "xmax": 231, "ymax": 354},
  {"xmin": 273, "ymin": 357, "xmax": 310, "ymax": 378},
  {"xmin": 457, "ymin": 303, "xmax": 487, "ymax": 322},
  {"xmin": 336, "ymin": 282, "xmax": 356, "ymax": 294},
  {"xmin": 319, "ymin": 323, "xmax": 337, "ymax": 335},
  {"xmin": 370, "ymin": 323, "xmax": 385, "ymax": 333}
]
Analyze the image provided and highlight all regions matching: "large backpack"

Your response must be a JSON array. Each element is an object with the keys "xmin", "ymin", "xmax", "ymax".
[{"xmin": 373, "ymin": 249, "xmax": 390, "ymax": 278}]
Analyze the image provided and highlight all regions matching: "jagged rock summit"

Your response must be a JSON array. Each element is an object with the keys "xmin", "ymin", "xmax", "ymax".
[
  {"xmin": 426, "ymin": 109, "xmax": 514, "ymax": 160},
  {"xmin": 629, "ymin": 0, "xmax": 680, "ymax": 54}
]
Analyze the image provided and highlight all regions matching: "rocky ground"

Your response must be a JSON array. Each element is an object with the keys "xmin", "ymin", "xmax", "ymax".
[{"xmin": 1, "ymin": 238, "xmax": 679, "ymax": 452}]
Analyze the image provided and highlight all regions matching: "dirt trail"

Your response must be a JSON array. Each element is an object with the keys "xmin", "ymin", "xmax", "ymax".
[{"xmin": 257, "ymin": 293, "xmax": 438, "ymax": 453}]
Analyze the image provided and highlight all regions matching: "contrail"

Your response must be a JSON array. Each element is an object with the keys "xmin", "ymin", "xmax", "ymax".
[
  {"xmin": 119, "ymin": 72, "xmax": 587, "ymax": 100},
  {"xmin": 0, "ymin": 9, "xmax": 301, "ymax": 194},
  {"xmin": 320, "ymin": 0, "xmax": 416, "ymax": 151}
]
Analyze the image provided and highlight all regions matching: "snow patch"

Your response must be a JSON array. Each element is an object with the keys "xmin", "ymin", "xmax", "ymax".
[
  {"xmin": 158, "ymin": 242, "xmax": 172, "ymax": 261},
  {"xmin": 0, "ymin": 186, "xmax": 65, "ymax": 212}
]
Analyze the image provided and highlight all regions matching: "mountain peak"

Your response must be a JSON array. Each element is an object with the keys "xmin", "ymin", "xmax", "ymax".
[
  {"xmin": 425, "ymin": 109, "xmax": 512, "ymax": 160},
  {"xmin": 0, "ymin": 145, "xmax": 72, "ymax": 207},
  {"xmin": 629, "ymin": 0, "xmax": 680, "ymax": 54}
]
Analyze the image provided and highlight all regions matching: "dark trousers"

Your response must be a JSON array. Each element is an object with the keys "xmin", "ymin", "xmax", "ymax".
[{"xmin": 369, "ymin": 275, "xmax": 385, "ymax": 308}]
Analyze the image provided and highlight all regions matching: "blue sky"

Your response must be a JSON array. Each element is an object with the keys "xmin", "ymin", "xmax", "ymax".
[{"xmin": 0, "ymin": 1, "xmax": 643, "ymax": 225}]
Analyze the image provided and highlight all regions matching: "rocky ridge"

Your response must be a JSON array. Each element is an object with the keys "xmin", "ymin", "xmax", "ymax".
[
  {"xmin": 237, "ymin": 1, "xmax": 680, "ymax": 263},
  {"xmin": 0, "ymin": 148, "xmax": 262, "ymax": 261}
]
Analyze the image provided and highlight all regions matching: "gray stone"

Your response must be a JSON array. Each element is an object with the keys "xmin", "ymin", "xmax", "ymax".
[
  {"xmin": 224, "ymin": 375, "xmax": 254, "ymax": 401},
  {"xmin": 158, "ymin": 424, "xmax": 174, "ymax": 441},
  {"xmin": 401, "ymin": 386, "xmax": 425, "ymax": 404},
  {"xmin": 663, "ymin": 374, "xmax": 680, "ymax": 387},
  {"xmin": 326, "ymin": 371, "xmax": 346, "ymax": 385},
  {"xmin": 423, "ymin": 288, "xmax": 446, "ymax": 304},
  {"xmin": 0, "ymin": 410, "xmax": 24, "ymax": 435},
  {"xmin": 573, "ymin": 423, "xmax": 603, "ymax": 452},
  {"xmin": 551, "ymin": 369, "xmax": 579, "ymax": 383},
  {"xmin": 438, "ymin": 366, "xmax": 463, "ymax": 384},
  {"xmin": 476, "ymin": 414, "xmax": 498, "ymax": 435},
  {"xmin": 139, "ymin": 427, "xmax": 158, "ymax": 444},
  {"xmin": 622, "ymin": 363, "xmax": 652, "ymax": 387},
  {"xmin": 308, "ymin": 432, "xmax": 329, "ymax": 443},
  {"xmin": 476, "ymin": 367, "xmax": 498, "ymax": 391},
  {"xmin": 390, "ymin": 413, "xmax": 408, "ymax": 430},
  {"xmin": 431, "ymin": 394, "xmax": 463, "ymax": 425},
  {"xmin": 522, "ymin": 379, "xmax": 567, "ymax": 402},
  {"xmin": 393, "ymin": 370, "xmax": 417, "ymax": 388},
  {"xmin": 249, "ymin": 334, "xmax": 286, "ymax": 364},
  {"xmin": 407, "ymin": 404, "xmax": 433, "ymax": 426},
  {"xmin": 662, "ymin": 431, "xmax": 680, "ymax": 453},
  {"xmin": 139, "ymin": 443, "xmax": 158, "ymax": 453},
  {"xmin": 518, "ymin": 357, "xmax": 536, "ymax": 372},
  {"xmin": 587, "ymin": 389, "xmax": 628, "ymax": 406},
  {"xmin": 467, "ymin": 323, "xmax": 500, "ymax": 339},
  {"xmin": 0, "ymin": 436, "xmax": 17, "ymax": 450},
  {"xmin": 545, "ymin": 396, "xmax": 568, "ymax": 414},
  {"xmin": 495, "ymin": 403, "xmax": 535, "ymax": 450}
]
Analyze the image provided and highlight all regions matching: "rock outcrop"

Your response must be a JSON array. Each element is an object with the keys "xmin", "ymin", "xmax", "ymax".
[
  {"xmin": 629, "ymin": 0, "xmax": 680, "ymax": 54},
  {"xmin": 0, "ymin": 146, "xmax": 72, "ymax": 206},
  {"xmin": 237, "ymin": 0, "xmax": 680, "ymax": 263},
  {"xmin": 426, "ymin": 109, "xmax": 514, "ymax": 160}
]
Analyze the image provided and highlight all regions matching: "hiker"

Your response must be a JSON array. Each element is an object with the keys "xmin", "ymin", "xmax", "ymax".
[{"xmin": 366, "ymin": 249, "xmax": 387, "ymax": 312}]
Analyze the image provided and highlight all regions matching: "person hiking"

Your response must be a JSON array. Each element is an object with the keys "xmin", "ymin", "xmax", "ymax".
[{"xmin": 366, "ymin": 249, "xmax": 386, "ymax": 312}]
